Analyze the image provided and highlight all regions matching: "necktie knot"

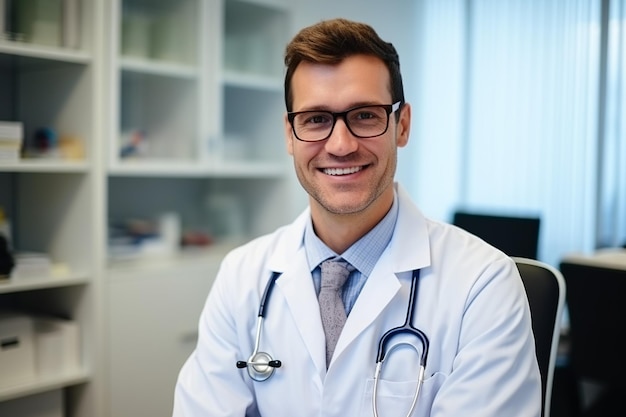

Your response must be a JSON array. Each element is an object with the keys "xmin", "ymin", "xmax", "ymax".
[{"xmin": 320, "ymin": 259, "xmax": 353, "ymax": 290}]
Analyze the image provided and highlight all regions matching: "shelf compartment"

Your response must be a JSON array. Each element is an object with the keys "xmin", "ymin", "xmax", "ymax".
[
  {"xmin": 117, "ymin": 70, "xmax": 200, "ymax": 162},
  {"xmin": 223, "ymin": 0, "xmax": 289, "ymax": 78},
  {"xmin": 0, "ymin": 172, "xmax": 96, "ymax": 276},
  {"xmin": 222, "ymin": 84, "xmax": 286, "ymax": 164},
  {"xmin": 120, "ymin": 0, "xmax": 199, "ymax": 66},
  {"xmin": 0, "ymin": 53, "xmax": 93, "ymax": 163}
]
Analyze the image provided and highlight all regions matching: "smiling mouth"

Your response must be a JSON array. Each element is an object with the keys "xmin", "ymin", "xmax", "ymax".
[{"xmin": 323, "ymin": 166, "xmax": 364, "ymax": 176}]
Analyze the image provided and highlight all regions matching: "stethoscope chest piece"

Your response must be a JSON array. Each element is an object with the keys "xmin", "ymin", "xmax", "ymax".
[{"xmin": 246, "ymin": 352, "xmax": 279, "ymax": 382}]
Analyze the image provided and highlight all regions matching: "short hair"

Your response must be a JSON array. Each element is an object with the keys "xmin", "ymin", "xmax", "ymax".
[{"xmin": 284, "ymin": 18, "xmax": 405, "ymax": 114}]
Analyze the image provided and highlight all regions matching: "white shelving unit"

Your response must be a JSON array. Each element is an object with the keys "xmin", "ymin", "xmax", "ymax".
[
  {"xmin": 104, "ymin": 0, "xmax": 293, "ymax": 416},
  {"xmin": 105, "ymin": 0, "xmax": 292, "ymax": 246},
  {"xmin": 0, "ymin": 0, "xmax": 294, "ymax": 415},
  {"xmin": 0, "ymin": 0, "xmax": 104, "ymax": 416}
]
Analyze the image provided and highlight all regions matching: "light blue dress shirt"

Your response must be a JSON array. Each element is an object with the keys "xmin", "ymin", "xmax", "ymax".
[{"xmin": 304, "ymin": 192, "xmax": 399, "ymax": 314}]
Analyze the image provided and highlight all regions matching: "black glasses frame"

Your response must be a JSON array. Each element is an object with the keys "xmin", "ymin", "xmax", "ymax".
[{"xmin": 287, "ymin": 101, "xmax": 402, "ymax": 142}]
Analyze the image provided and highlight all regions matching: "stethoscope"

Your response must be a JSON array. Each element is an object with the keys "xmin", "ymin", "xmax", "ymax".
[
  {"xmin": 236, "ymin": 269, "xmax": 429, "ymax": 417},
  {"xmin": 235, "ymin": 271, "xmax": 283, "ymax": 381}
]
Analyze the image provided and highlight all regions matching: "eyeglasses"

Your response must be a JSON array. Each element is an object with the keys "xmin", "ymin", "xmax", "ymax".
[{"xmin": 287, "ymin": 101, "xmax": 402, "ymax": 142}]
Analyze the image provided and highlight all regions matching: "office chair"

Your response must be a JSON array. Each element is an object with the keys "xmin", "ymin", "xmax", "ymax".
[
  {"xmin": 559, "ymin": 259, "xmax": 626, "ymax": 416},
  {"xmin": 453, "ymin": 211, "xmax": 541, "ymax": 259},
  {"xmin": 514, "ymin": 257, "xmax": 566, "ymax": 417}
]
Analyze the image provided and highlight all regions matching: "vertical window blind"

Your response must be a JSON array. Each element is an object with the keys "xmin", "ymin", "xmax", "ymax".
[{"xmin": 407, "ymin": 0, "xmax": 625, "ymax": 265}]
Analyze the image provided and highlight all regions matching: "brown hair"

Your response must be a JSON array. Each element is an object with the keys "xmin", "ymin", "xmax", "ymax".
[{"xmin": 284, "ymin": 18, "xmax": 405, "ymax": 114}]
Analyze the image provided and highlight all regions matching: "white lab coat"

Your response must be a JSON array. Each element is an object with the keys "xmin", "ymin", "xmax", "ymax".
[{"xmin": 173, "ymin": 184, "xmax": 541, "ymax": 417}]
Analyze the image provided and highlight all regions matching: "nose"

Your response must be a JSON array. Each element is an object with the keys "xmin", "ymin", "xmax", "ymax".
[{"xmin": 324, "ymin": 117, "xmax": 359, "ymax": 156}]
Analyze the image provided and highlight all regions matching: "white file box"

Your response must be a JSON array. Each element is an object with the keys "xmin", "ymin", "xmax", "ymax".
[
  {"xmin": 0, "ymin": 313, "xmax": 36, "ymax": 386},
  {"xmin": 34, "ymin": 317, "xmax": 81, "ymax": 376}
]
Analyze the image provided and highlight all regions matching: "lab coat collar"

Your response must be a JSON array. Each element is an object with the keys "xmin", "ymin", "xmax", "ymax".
[
  {"xmin": 389, "ymin": 183, "xmax": 432, "ymax": 272},
  {"xmin": 266, "ymin": 183, "xmax": 431, "ymax": 274}
]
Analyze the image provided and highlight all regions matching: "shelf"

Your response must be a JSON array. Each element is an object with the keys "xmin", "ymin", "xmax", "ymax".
[
  {"xmin": 0, "ymin": 369, "xmax": 90, "ymax": 403},
  {"xmin": 0, "ymin": 160, "xmax": 89, "ymax": 173},
  {"xmin": 120, "ymin": 56, "xmax": 198, "ymax": 79},
  {"xmin": 222, "ymin": 70, "xmax": 282, "ymax": 92},
  {"xmin": 0, "ymin": 274, "xmax": 89, "ymax": 295},
  {"xmin": 205, "ymin": 159, "xmax": 288, "ymax": 178},
  {"xmin": 108, "ymin": 160, "xmax": 209, "ymax": 177},
  {"xmin": 108, "ymin": 158, "xmax": 287, "ymax": 178},
  {"xmin": 107, "ymin": 241, "xmax": 239, "ymax": 272},
  {"xmin": 0, "ymin": 42, "xmax": 91, "ymax": 65}
]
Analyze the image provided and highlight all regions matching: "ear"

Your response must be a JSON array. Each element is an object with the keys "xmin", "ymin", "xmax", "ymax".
[
  {"xmin": 396, "ymin": 103, "xmax": 411, "ymax": 148},
  {"xmin": 284, "ymin": 113, "xmax": 295, "ymax": 155}
]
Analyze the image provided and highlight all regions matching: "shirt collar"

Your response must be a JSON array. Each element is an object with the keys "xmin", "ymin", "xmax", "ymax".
[{"xmin": 304, "ymin": 191, "xmax": 399, "ymax": 276}]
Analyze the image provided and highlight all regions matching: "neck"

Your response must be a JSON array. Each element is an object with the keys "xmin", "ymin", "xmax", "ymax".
[{"xmin": 311, "ymin": 188, "xmax": 394, "ymax": 254}]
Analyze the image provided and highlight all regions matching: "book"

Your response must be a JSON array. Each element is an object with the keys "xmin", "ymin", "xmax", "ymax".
[
  {"xmin": 0, "ymin": 121, "xmax": 23, "ymax": 141},
  {"xmin": 11, "ymin": 252, "xmax": 52, "ymax": 279}
]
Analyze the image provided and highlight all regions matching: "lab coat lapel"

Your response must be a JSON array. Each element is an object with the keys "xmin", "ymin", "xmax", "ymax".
[
  {"xmin": 274, "ymin": 242, "xmax": 327, "ymax": 377},
  {"xmin": 334, "ymin": 251, "xmax": 401, "ymax": 356},
  {"xmin": 333, "ymin": 184, "xmax": 432, "ymax": 359}
]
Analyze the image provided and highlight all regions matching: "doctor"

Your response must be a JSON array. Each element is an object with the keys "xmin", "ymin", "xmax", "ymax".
[{"xmin": 173, "ymin": 18, "xmax": 541, "ymax": 417}]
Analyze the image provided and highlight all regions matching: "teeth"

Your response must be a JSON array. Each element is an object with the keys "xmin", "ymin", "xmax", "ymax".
[{"xmin": 324, "ymin": 166, "xmax": 362, "ymax": 176}]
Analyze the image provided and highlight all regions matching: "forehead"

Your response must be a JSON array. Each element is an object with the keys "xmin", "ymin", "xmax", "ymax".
[{"xmin": 290, "ymin": 54, "xmax": 392, "ymax": 111}]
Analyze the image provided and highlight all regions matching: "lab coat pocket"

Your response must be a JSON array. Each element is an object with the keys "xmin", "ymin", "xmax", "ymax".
[{"xmin": 359, "ymin": 373, "xmax": 445, "ymax": 417}]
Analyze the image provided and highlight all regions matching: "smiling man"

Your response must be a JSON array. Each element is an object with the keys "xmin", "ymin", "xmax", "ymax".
[{"xmin": 173, "ymin": 18, "xmax": 541, "ymax": 417}]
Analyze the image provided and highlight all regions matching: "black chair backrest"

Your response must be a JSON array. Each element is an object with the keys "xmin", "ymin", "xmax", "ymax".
[
  {"xmin": 453, "ymin": 211, "xmax": 541, "ymax": 259},
  {"xmin": 559, "ymin": 260, "xmax": 626, "ymax": 383},
  {"xmin": 514, "ymin": 257, "xmax": 565, "ymax": 417}
]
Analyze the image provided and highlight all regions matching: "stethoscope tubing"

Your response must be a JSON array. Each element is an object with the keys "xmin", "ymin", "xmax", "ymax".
[
  {"xmin": 372, "ymin": 269, "xmax": 429, "ymax": 417},
  {"xmin": 375, "ymin": 270, "xmax": 429, "ymax": 364}
]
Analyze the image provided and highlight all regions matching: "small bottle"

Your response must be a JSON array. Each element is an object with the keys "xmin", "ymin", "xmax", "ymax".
[
  {"xmin": 0, "ymin": 207, "xmax": 14, "ymax": 278},
  {"xmin": 0, "ymin": 207, "xmax": 11, "ymax": 248}
]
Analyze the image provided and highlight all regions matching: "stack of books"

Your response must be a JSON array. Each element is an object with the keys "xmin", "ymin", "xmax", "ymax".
[
  {"xmin": 11, "ymin": 252, "xmax": 52, "ymax": 279},
  {"xmin": 0, "ymin": 121, "xmax": 23, "ymax": 162}
]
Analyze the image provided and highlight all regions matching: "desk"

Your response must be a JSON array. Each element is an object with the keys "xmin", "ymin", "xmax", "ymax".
[{"xmin": 561, "ymin": 248, "xmax": 626, "ymax": 269}]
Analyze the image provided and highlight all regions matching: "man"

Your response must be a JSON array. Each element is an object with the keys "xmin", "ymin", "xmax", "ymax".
[{"xmin": 173, "ymin": 18, "xmax": 541, "ymax": 417}]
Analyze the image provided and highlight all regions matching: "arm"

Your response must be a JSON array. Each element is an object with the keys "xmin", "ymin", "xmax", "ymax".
[{"xmin": 431, "ymin": 257, "xmax": 542, "ymax": 416}]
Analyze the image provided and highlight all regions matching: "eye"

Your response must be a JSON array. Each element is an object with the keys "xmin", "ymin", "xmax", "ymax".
[
  {"xmin": 297, "ymin": 111, "xmax": 332, "ymax": 128},
  {"xmin": 353, "ymin": 110, "xmax": 374, "ymax": 120},
  {"xmin": 307, "ymin": 113, "xmax": 331, "ymax": 124},
  {"xmin": 349, "ymin": 107, "xmax": 385, "ymax": 123}
]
